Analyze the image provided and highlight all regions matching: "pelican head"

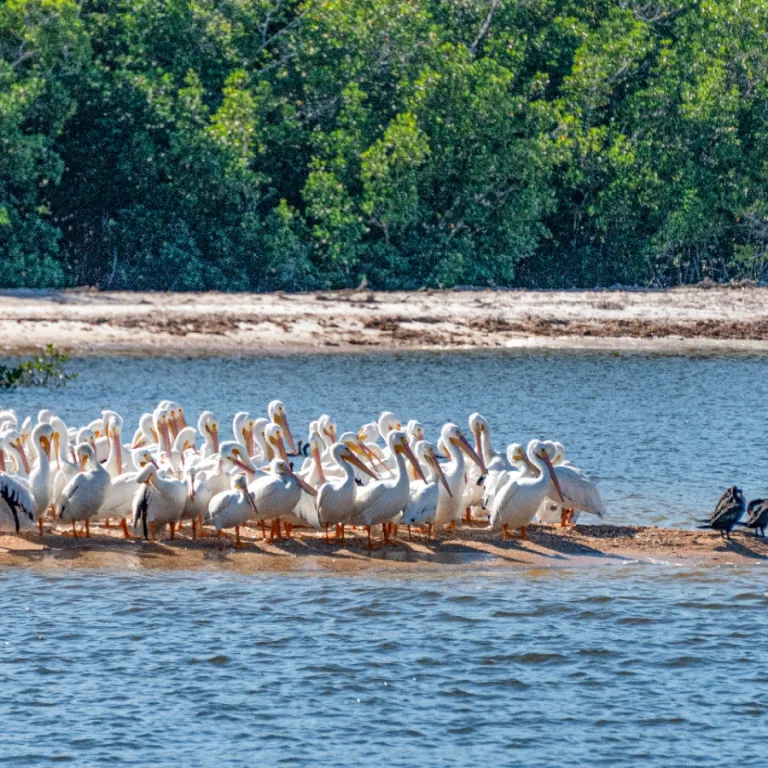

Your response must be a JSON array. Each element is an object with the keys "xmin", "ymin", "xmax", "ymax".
[
  {"xmin": 269, "ymin": 400, "xmax": 297, "ymax": 453},
  {"xmin": 532, "ymin": 440, "xmax": 565, "ymax": 503},
  {"xmin": 76, "ymin": 427, "xmax": 97, "ymax": 452},
  {"xmin": 136, "ymin": 462, "xmax": 156, "ymax": 485},
  {"xmin": 377, "ymin": 411, "xmax": 401, "ymax": 437},
  {"xmin": 357, "ymin": 422, "xmax": 380, "ymax": 445},
  {"xmin": 418, "ymin": 440, "xmax": 452, "ymax": 497},
  {"xmin": 132, "ymin": 448, "xmax": 156, "ymax": 468},
  {"xmin": 198, "ymin": 411, "xmax": 220, "ymax": 453},
  {"xmin": 38, "ymin": 409, "xmax": 54, "ymax": 424},
  {"xmin": 333, "ymin": 439, "xmax": 378, "ymax": 479},
  {"xmin": 220, "ymin": 442, "xmax": 257, "ymax": 474},
  {"xmin": 441, "ymin": 423, "xmax": 486, "ymax": 472},
  {"xmin": 468, "ymin": 412, "xmax": 489, "ymax": 455},
  {"xmin": 273, "ymin": 458, "xmax": 317, "ymax": 497},
  {"xmin": 32, "ymin": 422, "xmax": 55, "ymax": 459},
  {"xmin": 390, "ymin": 430, "xmax": 426, "ymax": 482},
  {"xmin": 77, "ymin": 443, "xmax": 96, "ymax": 472},
  {"xmin": 406, "ymin": 420, "xmax": 424, "ymax": 443}
]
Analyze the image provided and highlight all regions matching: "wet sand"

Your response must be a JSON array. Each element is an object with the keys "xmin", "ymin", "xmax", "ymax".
[
  {"xmin": 1, "ymin": 522, "xmax": 765, "ymax": 573},
  {"xmin": 3, "ymin": 285, "xmax": 768, "ymax": 356}
]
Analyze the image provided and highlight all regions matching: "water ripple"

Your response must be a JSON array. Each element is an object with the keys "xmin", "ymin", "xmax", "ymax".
[{"xmin": 1, "ymin": 564, "xmax": 767, "ymax": 767}]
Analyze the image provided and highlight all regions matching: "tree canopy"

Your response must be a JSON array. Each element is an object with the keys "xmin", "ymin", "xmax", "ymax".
[{"xmin": 2, "ymin": 0, "xmax": 768, "ymax": 290}]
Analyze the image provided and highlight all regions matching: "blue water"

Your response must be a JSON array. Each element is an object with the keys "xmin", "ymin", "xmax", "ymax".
[
  {"xmin": 1, "ymin": 565, "xmax": 767, "ymax": 767},
  {"xmin": 3, "ymin": 352, "xmax": 768, "ymax": 765},
  {"xmin": 3, "ymin": 351, "xmax": 768, "ymax": 527}
]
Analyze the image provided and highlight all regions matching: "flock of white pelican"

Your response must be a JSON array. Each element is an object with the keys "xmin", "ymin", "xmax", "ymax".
[{"xmin": 0, "ymin": 402, "xmax": 605, "ymax": 548}]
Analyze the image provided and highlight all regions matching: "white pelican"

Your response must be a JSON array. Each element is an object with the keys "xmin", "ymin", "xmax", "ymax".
[
  {"xmin": 198, "ymin": 411, "xmax": 220, "ymax": 457},
  {"xmin": 251, "ymin": 418, "xmax": 272, "ymax": 462},
  {"xmin": 248, "ymin": 459, "xmax": 317, "ymax": 540},
  {"xmin": 352, "ymin": 430, "xmax": 424, "ymax": 547},
  {"xmin": 291, "ymin": 430, "xmax": 333, "ymax": 530},
  {"xmin": 166, "ymin": 402, "xmax": 187, "ymax": 438},
  {"xmin": 179, "ymin": 465, "xmax": 212, "ymax": 538},
  {"xmin": 171, "ymin": 426, "xmax": 198, "ymax": 469},
  {"xmin": 102, "ymin": 412, "xmax": 126, "ymax": 478},
  {"xmin": 152, "ymin": 407, "xmax": 174, "ymax": 461},
  {"xmin": 76, "ymin": 427, "xmax": 97, "ymax": 455},
  {"xmin": 489, "ymin": 440, "xmax": 565, "ymax": 540},
  {"xmin": 401, "ymin": 441, "xmax": 452, "ymax": 540},
  {"xmin": 7, "ymin": 428, "xmax": 31, "ymax": 476},
  {"xmin": 268, "ymin": 400, "xmax": 297, "ymax": 453},
  {"xmin": 205, "ymin": 475, "xmax": 259, "ymax": 548},
  {"xmin": 131, "ymin": 413, "xmax": 158, "ymax": 449},
  {"xmin": 95, "ymin": 449, "xmax": 157, "ymax": 537},
  {"xmin": 56, "ymin": 444, "xmax": 112, "ymax": 537},
  {"xmin": 378, "ymin": 411, "xmax": 401, "ymax": 437},
  {"xmin": 0, "ymin": 430, "xmax": 12, "ymax": 473},
  {"xmin": 462, "ymin": 413, "xmax": 499, "ymax": 520},
  {"xmin": 0, "ymin": 472, "xmax": 36, "ymax": 534},
  {"xmin": 483, "ymin": 443, "xmax": 529, "ymax": 511},
  {"xmin": 434, "ymin": 423, "xmax": 486, "ymax": 534},
  {"xmin": 316, "ymin": 442, "xmax": 377, "ymax": 542},
  {"xmin": 0, "ymin": 410, "xmax": 17, "ymax": 431},
  {"xmin": 233, "ymin": 412, "xmax": 255, "ymax": 458},
  {"xmin": 356, "ymin": 423, "xmax": 391, "ymax": 475},
  {"xmin": 28, "ymin": 423, "xmax": 55, "ymax": 535},
  {"xmin": 537, "ymin": 442, "xmax": 606, "ymax": 525},
  {"xmin": 131, "ymin": 463, "xmax": 187, "ymax": 541}
]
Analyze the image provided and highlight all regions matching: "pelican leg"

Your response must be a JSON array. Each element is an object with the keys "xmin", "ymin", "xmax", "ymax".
[
  {"xmin": 85, "ymin": 519, "xmax": 91, "ymax": 538},
  {"xmin": 465, "ymin": 506, "xmax": 472, "ymax": 523},
  {"xmin": 120, "ymin": 518, "xmax": 135, "ymax": 539},
  {"xmin": 191, "ymin": 519, "xmax": 198, "ymax": 540},
  {"xmin": 367, "ymin": 526, "xmax": 373, "ymax": 549},
  {"xmin": 177, "ymin": 521, "xmax": 184, "ymax": 533},
  {"xmin": 169, "ymin": 522, "xmax": 176, "ymax": 541},
  {"xmin": 284, "ymin": 523, "xmax": 292, "ymax": 539},
  {"xmin": 150, "ymin": 521, "xmax": 157, "ymax": 542},
  {"xmin": 520, "ymin": 525, "xmax": 527, "ymax": 541},
  {"xmin": 72, "ymin": 520, "xmax": 78, "ymax": 538},
  {"xmin": 427, "ymin": 522, "xmax": 433, "ymax": 542},
  {"xmin": 382, "ymin": 523, "xmax": 390, "ymax": 543},
  {"xmin": 49, "ymin": 504, "xmax": 57, "ymax": 521},
  {"xmin": 259, "ymin": 520, "xmax": 267, "ymax": 540},
  {"xmin": 233, "ymin": 527, "xmax": 246, "ymax": 549},
  {"xmin": 450, "ymin": 520, "xmax": 457, "ymax": 539},
  {"xmin": 567, "ymin": 509, "xmax": 575, "ymax": 525},
  {"xmin": 392, "ymin": 524, "xmax": 398, "ymax": 540},
  {"xmin": 560, "ymin": 509, "xmax": 569, "ymax": 527},
  {"xmin": 38, "ymin": 517, "xmax": 44, "ymax": 536},
  {"xmin": 104, "ymin": 518, "xmax": 111, "ymax": 528},
  {"xmin": 502, "ymin": 523, "xmax": 509, "ymax": 541}
]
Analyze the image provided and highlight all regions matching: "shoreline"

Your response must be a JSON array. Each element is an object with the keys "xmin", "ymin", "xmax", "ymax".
[
  {"xmin": 2, "ymin": 286, "xmax": 768, "ymax": 356},
  {"xmin": 2, "ymin": 523, "xmax": 766, "ymax": 573}
]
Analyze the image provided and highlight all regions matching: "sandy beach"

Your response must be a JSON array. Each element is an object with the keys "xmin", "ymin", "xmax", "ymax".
[
  {"xmin": 3, "ymin": 285, "xmax": 768, "ymax": 356},
  {"xmin": 1, "ymin": 522, "xmax": 765, "ymax": 573}
]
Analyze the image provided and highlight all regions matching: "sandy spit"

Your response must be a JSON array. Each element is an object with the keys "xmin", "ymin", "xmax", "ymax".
[
  {"xmin": 3, "ymin": 285, "xmax": 768, "ymax": 356},
  {"xmin": 1, "ymin": 522, "xmax": 766, "ymax": 574}
]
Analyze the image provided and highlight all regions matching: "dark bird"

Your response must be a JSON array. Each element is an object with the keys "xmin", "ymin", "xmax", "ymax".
[
  {"xmin": 699, "ymin": 486, "xmax": 745, "ymax": 539},
  {"xmin": 742, "ymin": 498, "xmax": 768, "ymax": 537}
]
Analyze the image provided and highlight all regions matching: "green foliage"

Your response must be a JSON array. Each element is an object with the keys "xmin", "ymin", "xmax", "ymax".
[
  {"xmin": 0, "ymin": 344, "xmax": 77, "ymax": 389},
  {"xmin": 2, "ymin": 0, "xmax": 768, "ymax": 289}
]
